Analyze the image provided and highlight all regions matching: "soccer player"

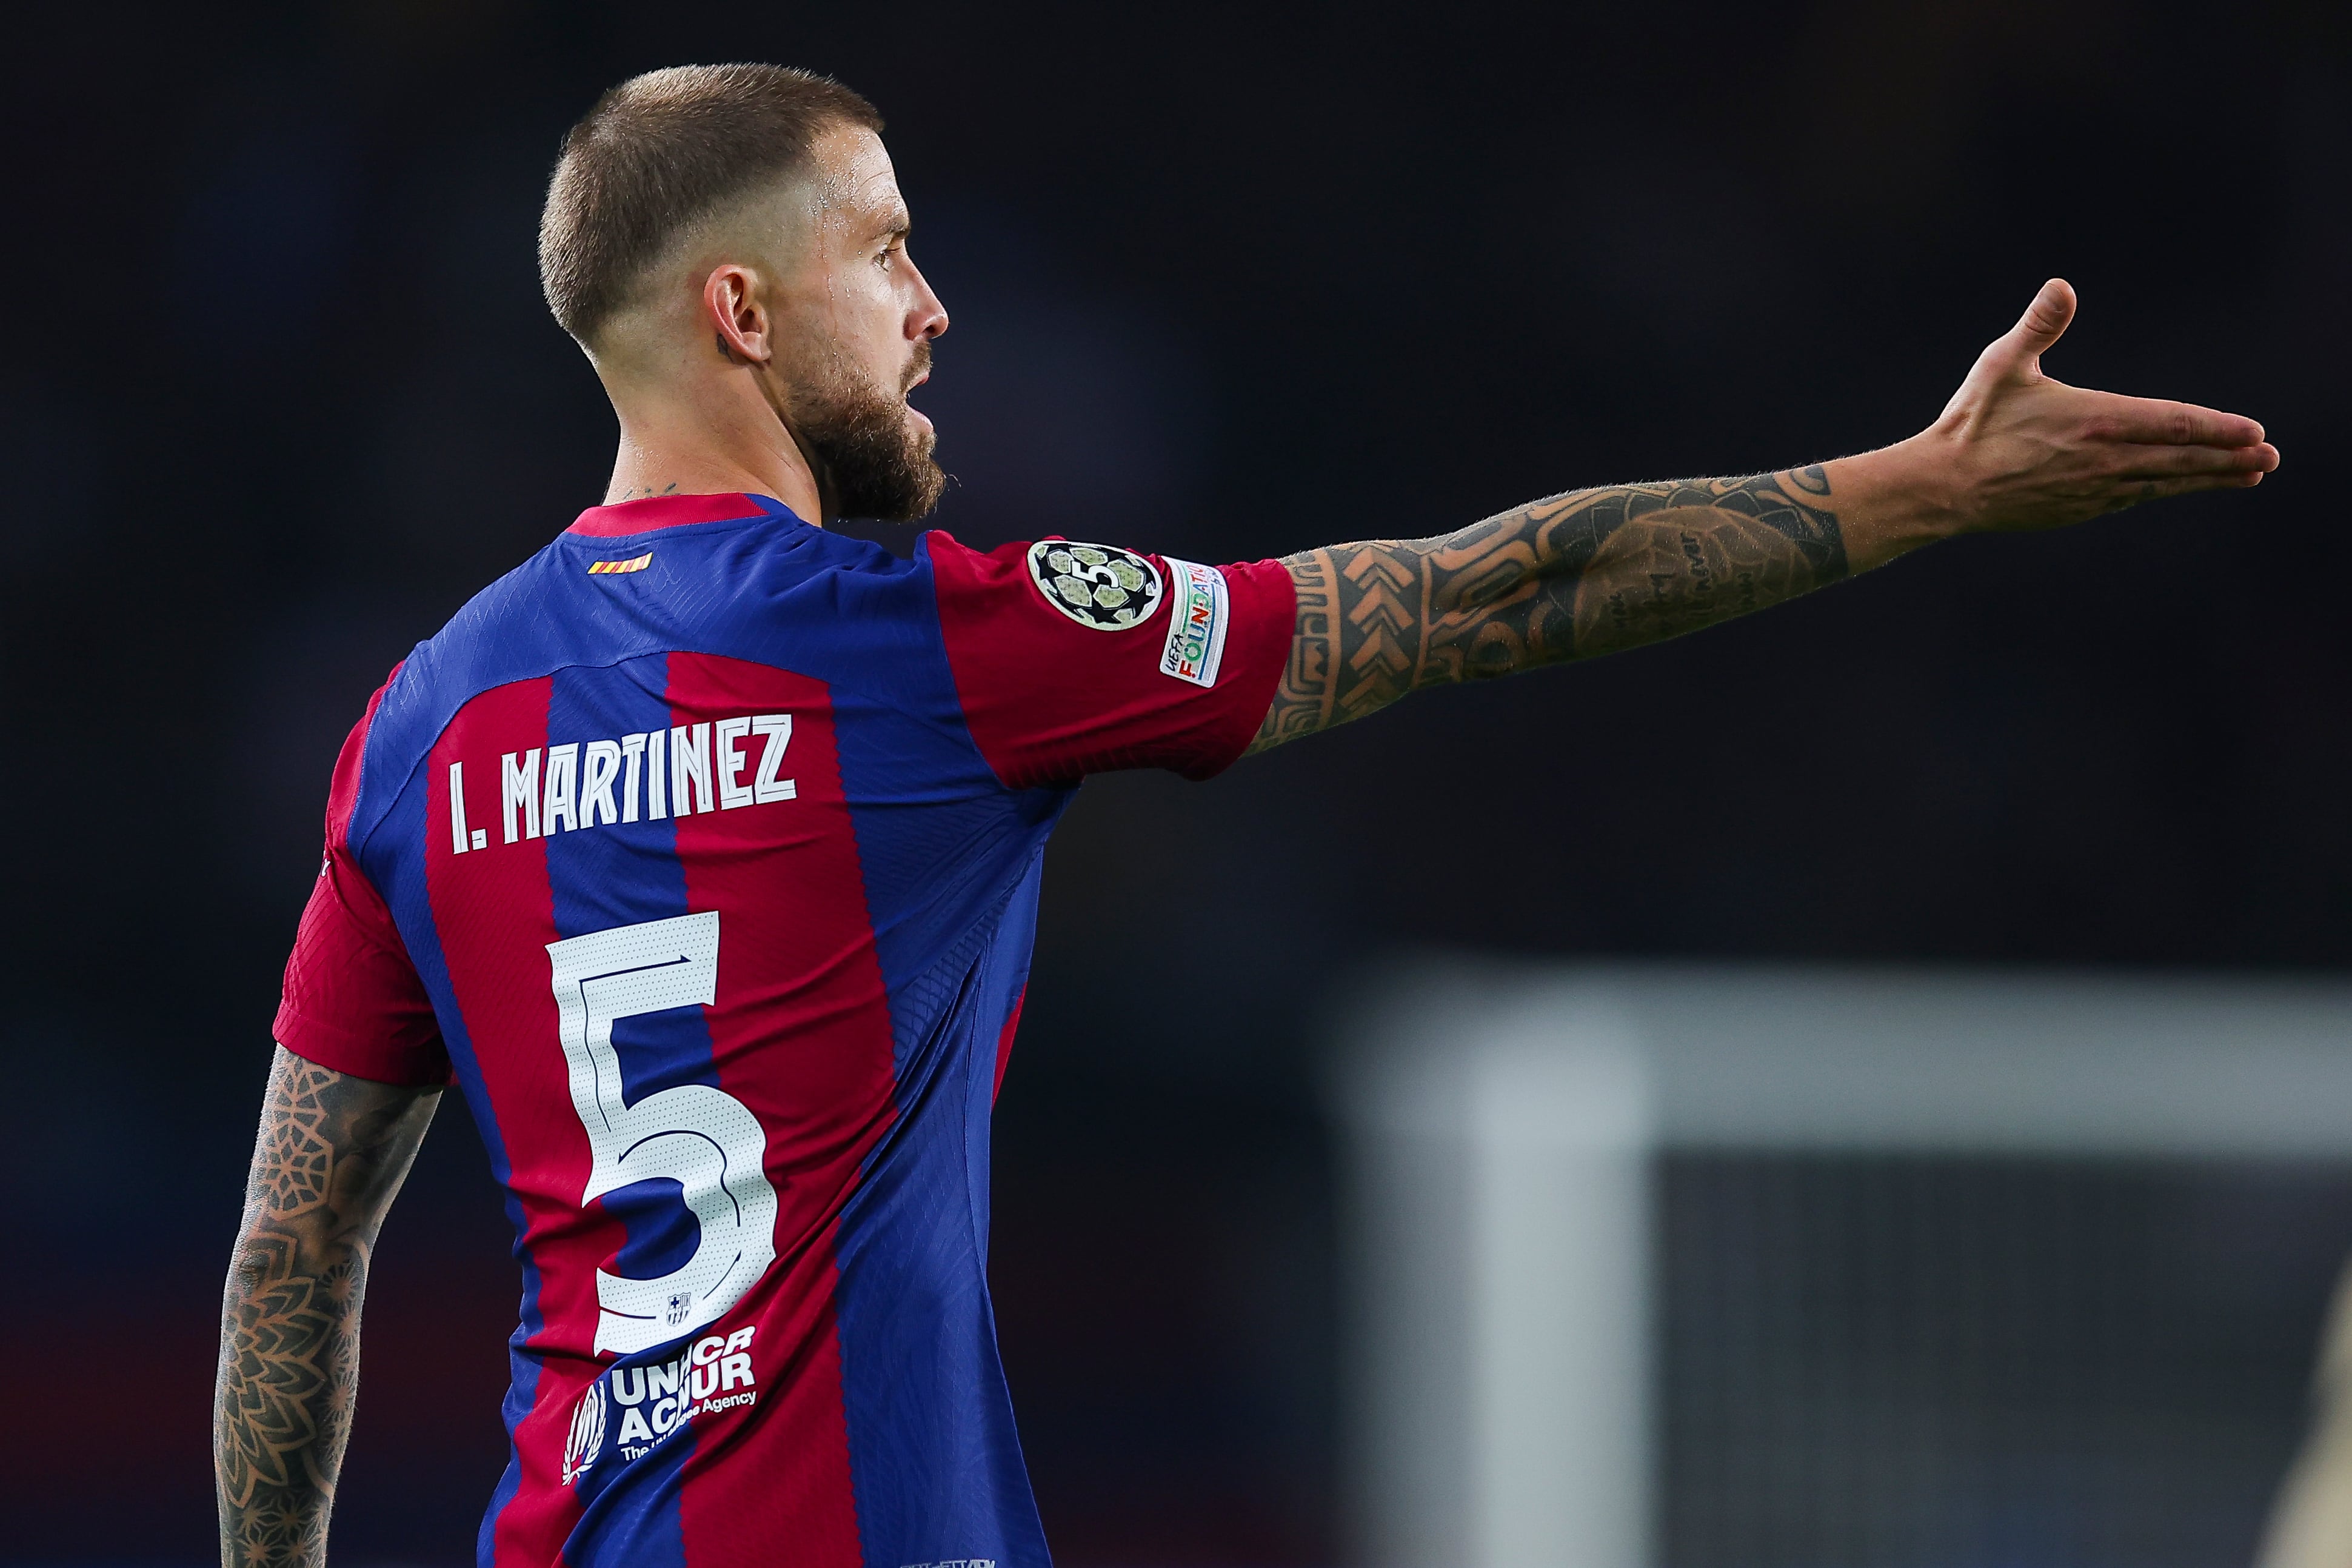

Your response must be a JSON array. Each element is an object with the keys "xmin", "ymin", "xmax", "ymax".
[{"xmin": 211, "ymin": 62, "xmax": 2279, "ymax": 1568}]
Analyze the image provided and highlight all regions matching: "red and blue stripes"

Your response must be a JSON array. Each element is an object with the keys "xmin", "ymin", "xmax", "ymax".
[{"xmin": 340, "ymin": 499, "xmax": 1060, "ymax": 1566}]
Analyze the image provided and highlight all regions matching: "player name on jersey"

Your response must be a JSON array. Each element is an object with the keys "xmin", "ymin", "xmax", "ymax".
[{"xmin": 446, "ymin": 712, "xmax": 797, "ymax": 854}]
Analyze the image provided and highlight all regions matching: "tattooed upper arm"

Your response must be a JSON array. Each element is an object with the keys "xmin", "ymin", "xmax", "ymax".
[
  {"xmin": 215, "ymin": 1046, "xmax": 438, "ymax": 1568},
  {"xmin": 1246, "ymin": 467, "xmax": 1846, "ymax": 753}
]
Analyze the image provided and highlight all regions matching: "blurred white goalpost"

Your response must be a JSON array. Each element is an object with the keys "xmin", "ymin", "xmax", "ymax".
[{"xmin": 1331, "ymin": 964, "xmax": 2352, "ymax": 1568}]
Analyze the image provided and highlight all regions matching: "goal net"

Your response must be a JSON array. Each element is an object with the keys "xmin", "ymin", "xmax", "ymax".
[{"xmin": 1332, "ymin": 964, "xmax": 2352, "ymax": 1568}]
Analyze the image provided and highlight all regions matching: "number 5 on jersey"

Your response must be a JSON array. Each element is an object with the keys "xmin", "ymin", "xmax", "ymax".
[{"xmin": 546, "ymin": 912, "xmax": 778, "ymax": 1355}]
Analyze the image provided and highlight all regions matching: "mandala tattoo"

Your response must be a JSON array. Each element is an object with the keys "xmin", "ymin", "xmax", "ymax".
[
  {"xmin": 255, "ymin": 1061, "xmax": 336, "ymax": 1218},
  {"xmin": 215, "ymin": 1049, "xmax": 438, "ymax": 1568},
  {"xmin": 1249, "ymin": 468, "xmax": 1846, "ymax": 750}
]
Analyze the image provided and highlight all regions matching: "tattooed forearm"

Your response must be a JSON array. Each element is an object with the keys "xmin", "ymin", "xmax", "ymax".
[
  {"xmin": 215, "ymin": 1047, "xmax": 436, "ymax": 1568},
  {"xmin": 1248, "ymin": 467, "xmax": 1846, "ymax": 751}
]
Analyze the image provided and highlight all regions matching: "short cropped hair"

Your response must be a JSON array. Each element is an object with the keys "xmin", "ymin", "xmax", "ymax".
[{"xmin": 539, "ymin": 64, "xmax": 883, "ymax": 344}]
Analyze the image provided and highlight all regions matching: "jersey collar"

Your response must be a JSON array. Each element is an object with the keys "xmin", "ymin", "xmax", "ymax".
[{"xmin": 566, "ymin": 492, "xmax": 797, "ymax": 538}]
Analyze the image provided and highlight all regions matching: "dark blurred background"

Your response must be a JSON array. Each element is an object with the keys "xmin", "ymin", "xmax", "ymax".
[{"xmin": 3, "ymin": 1, "xmax": 2348, "ymax": 1563}]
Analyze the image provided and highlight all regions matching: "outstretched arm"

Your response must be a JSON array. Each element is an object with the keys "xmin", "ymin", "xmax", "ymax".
[
  {"xmin": 215, "ymin": 1046, "xmax": 438, "ymax": 1568},
  {"xmin": 1250, "ymin": 279, "xmax": 2279, "ymax": 751}
]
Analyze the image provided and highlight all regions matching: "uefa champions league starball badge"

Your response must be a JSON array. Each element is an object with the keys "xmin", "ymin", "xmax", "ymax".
[{"xmin": 1026, "ymin": 541, "xmax": 1164, "ymax": 630}]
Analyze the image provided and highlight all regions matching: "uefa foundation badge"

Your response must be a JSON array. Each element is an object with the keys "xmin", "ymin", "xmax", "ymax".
[{"xmin": 1156, "ymin": 558, "xmax": 1229, "ymax": 688}]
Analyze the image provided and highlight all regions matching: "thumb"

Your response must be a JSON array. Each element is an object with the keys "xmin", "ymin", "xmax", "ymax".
[{"xmin": 1986, "ymin": 277, "xmax": 2077, "ymax": 375}]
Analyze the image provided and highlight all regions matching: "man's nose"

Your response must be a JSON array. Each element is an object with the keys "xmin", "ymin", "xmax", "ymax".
[{"xmin": 906, "ymin": 261, "xmax": 948, "ymax": 341}]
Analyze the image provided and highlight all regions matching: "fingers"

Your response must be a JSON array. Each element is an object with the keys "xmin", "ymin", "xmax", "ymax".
[
  {"xmin": 2109, "ymin": 441, "xmax": 2282, "ymax": 478},
  {"xmin": 2013, "ymin": 277, "xmax": 2076, "ymax": 354},
  {"xmin": 1979, "ymin": 278, "xmax": 2077, "ymax": 376},
  {"xmin": 2087, "ymin": 392, "xmax": 2268, "ymax": 450},
  {"xmin": 2107, "ymin": 470, "xmax": 2268, "ymax": 507}
]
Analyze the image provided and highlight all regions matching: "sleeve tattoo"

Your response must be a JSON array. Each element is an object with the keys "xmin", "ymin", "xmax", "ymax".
[
  {"xmin": 215, "ymin": 1047, "xmax": 437, "ymax": 1568},
  {"xmin": 1248, "ymin": 467, "xmax": 1847, "ymax": 752}
]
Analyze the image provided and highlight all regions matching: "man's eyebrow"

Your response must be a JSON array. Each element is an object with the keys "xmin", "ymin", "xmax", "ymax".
[{"xmin": 878, "ymin": 210, "xmax": 910, "ymax": 241}]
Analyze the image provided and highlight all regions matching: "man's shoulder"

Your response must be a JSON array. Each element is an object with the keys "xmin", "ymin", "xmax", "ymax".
[
  {"xmin": 426, "ymin": 513, "xmax": 923, "ymax": 680},
  {"xmin": 344, "ymin": 515, "xmax": 964, "ymax": 844}
]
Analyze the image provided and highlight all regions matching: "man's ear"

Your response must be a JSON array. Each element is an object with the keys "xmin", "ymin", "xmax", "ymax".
[{"xmin": 704, "ymin": 264, "xmax": 770, "ymax": 365}]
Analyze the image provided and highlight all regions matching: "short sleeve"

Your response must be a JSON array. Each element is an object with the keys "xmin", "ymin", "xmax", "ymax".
[
  {"xmin": 926, "ymin": 532, "xmax": 1297, "ymax": 788},
  {"xmin": 272, "ymin": 679, "xmax": 451, "ymax": 1087}
]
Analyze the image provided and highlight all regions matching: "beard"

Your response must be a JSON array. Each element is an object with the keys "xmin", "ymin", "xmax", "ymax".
[{"xmin": 783, "ymin": 338, "xmax": 946, "ymax": 523}]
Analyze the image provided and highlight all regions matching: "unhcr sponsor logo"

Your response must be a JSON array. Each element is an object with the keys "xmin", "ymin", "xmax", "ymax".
[
  {"xmin": 563, "ymin": 1325, "xmax": 765, "ymax": 1483},
  {"xmin": 561, "ymin": 1379, "xmax": 607, "ymax": 1487}
]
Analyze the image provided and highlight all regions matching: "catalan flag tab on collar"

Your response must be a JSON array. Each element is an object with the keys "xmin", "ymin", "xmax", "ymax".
[{"xmin": 587, "ymin": 551, "xmax": 653, "ymax": 576}]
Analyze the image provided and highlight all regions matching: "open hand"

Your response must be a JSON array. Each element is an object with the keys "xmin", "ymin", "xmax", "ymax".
[{"xmin": 1919, "ymin": 279, "xmax": 2278, "ymax": 534}]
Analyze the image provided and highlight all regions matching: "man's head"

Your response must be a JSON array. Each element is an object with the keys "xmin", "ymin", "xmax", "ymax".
[{"xmin": 540, "ymin": 64, "xmax": 947, "ymax": 520}]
